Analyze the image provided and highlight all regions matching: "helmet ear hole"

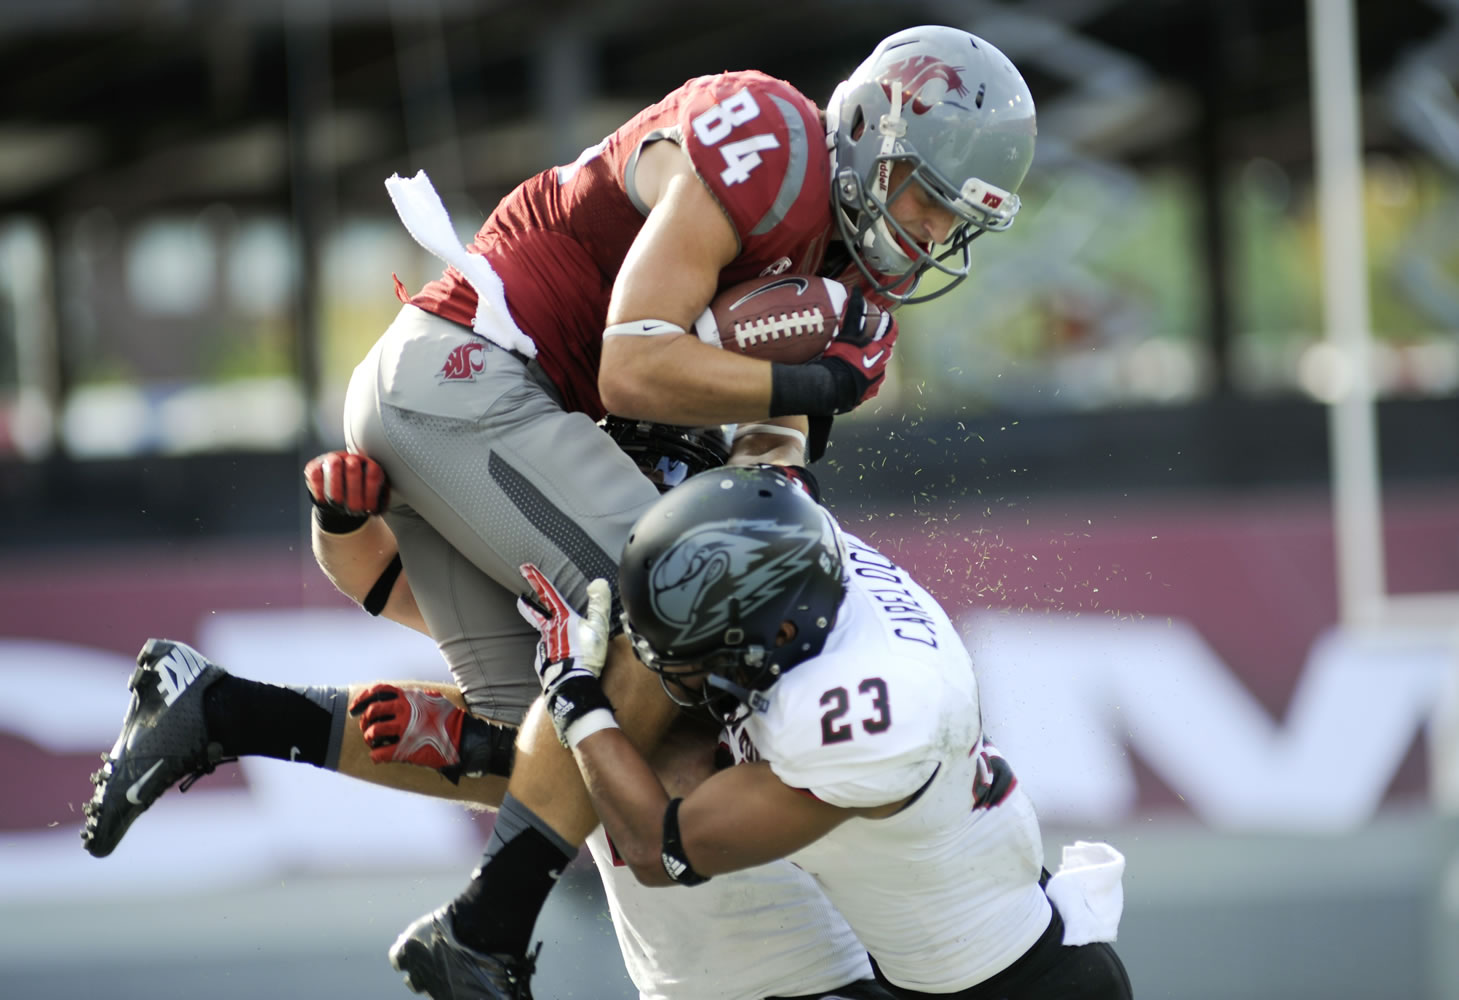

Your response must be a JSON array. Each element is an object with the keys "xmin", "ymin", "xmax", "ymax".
[{"xmin": 849, "ymin": 107, "xmax": 865, "ymax": 141}]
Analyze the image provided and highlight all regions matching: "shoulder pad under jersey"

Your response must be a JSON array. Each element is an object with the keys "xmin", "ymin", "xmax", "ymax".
[
  {"xmin": 676, "ymin": 71, "xmax": 828, "ymax": 248},
  {"xmin": 751, "ymin": 651, "xmax": 953, "ymax": 809}
]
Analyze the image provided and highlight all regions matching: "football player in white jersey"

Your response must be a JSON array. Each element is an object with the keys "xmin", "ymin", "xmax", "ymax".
[
  {"xmin": 519, "ymin": 465, "xmax": 1132, "ymax": 1000},
  {"xmin": 86, "ymin": 423, "xmax": 896, "ymax": 1000}
]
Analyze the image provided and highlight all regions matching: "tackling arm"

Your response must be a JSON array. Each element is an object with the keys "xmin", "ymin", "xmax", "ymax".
[
  {"xmin": 727, "ymin": 416, "xmax": 811, "ymax": 467},
  {"xmin": 570, "ymin": 731, "xmax": 852, "ymax": 886}
]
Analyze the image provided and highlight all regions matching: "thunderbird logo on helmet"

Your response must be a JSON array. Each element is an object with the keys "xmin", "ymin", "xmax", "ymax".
[
  {"xmin": 438, "ymin": 342, "xmax": 486, "ymax": 382},
  {"xmin": 879, "ymin": 55, "xmax": 968, "ymax": 115},
  {"xmin": 648, "ymin": 519, "xmax": 823, "ymax": 648}
]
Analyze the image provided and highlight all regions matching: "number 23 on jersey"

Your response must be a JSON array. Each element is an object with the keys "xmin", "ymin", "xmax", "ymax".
[{"xmin": 819, "ymin": 678, "xmax": 892, "ymax": 745}]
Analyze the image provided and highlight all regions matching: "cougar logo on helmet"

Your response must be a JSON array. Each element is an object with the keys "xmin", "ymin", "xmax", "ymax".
[
  {"xmin": 649, "ymin": 519, "xmax": 824, "ymax": 648},
  {"xmin": 880, "ymin": 55, "xmax": 967, "ymax": 114}
]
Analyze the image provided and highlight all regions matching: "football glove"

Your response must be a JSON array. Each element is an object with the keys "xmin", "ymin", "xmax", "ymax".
[
  {"xmin": 349, "ymin": 684, "xmax": 517, "ymax": 782},
  {"xmin": 816, "ymin": 286, "xmax": 897, "ymax": 412},
  {"xmin": 516, "ymin": 565, "xmax": 616, "ymax": 749},
  {"xmin": 350, "ymin": 685, "xmax": 463, "ymax": 770},
  {"xmin": 303, "ymin": 450, "xmax": 389, "ymax": 533}
]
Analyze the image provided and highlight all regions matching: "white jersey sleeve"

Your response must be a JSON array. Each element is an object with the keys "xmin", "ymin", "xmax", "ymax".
[
  {"xmin": 740, "ymin": 531, "xmax": 982, "ymax": 808},
  {"xmin": 752, "ymin": 649, "xmax": 945, "ymax": 808}
]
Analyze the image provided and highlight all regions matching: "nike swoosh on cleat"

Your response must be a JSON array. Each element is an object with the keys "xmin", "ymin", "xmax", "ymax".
[
  {"xmin": 861, "ymin": 350, "xmax": 886, "ymax": 369},
  {"xmin": 125, "ymin": 760, "xmax": 166, "ymax": 805}
]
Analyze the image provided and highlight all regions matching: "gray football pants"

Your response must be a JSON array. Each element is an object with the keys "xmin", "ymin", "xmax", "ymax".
[{"xmin": 343, "ymin": 305, "xmax": 661, "ymax": 724}]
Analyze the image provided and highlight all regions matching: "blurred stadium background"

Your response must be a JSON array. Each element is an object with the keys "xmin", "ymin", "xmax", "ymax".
[{"xmin": 2, "ymin": 0, "xmax": 1458, "ymax": 997}]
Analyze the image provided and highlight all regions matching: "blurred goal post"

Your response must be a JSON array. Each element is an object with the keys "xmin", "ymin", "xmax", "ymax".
[{"xmin": 1310, "ymin": 0, "xmax": 1459, "ymax": 812}]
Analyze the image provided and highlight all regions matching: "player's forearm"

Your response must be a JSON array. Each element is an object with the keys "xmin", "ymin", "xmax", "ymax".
[
  {"xmin": 572, "ymin": 727, "xmax": 676, "ymax": 887},
  {"xmin": 600, "ymin": 336, "xmax": 773, "ymax": 424},
  {"xmin": 727, "ymin": 416, "xmax": 810, "ymax": 467}
]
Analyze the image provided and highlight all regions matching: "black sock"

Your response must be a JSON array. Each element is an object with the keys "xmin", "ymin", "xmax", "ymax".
[
  {"xmin": 450, "ymin": 795, "xmax": 575, "ymax": 956},
  {"xmin": 202, "ymin": 676, "xmax": 334, "ymax": 767}
]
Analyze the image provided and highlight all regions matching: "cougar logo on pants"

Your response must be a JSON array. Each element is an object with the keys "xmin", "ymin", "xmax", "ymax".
[{"xmin": 438, "ymin": 342, "xmax": 486, "ymax": 382}]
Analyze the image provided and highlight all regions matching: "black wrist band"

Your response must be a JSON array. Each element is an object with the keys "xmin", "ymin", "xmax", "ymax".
[
  {"xmin": 769, "ymin": 362, "xmax": 846, "ymax": 417},
  {"xmin": 362, "ymin": 553, "xmax": 403, "ymax": 616},
  {"xmin": 312, "ymin": 504, "xmax": 369, "ymax": 535}
]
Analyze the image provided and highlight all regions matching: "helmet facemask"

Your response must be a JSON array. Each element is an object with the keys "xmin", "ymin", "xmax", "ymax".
[{"xmin": 623, "ymin": 616, "xmax": 774, "ymax": 725}]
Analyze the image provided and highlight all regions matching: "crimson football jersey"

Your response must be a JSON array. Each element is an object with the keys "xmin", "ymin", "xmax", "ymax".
[{"xmin": 406, "ymin": 70, "xmax": 833, "ymax": 417}]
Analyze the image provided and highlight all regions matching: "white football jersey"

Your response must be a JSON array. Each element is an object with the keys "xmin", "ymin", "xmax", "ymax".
[
  {"xmin": 586, "ymin": 828, "xmax": 870, "ymax": 1000},
  {"xmin": 725, "ymin": 532, "xmax": 1052, "ymax": 993}
]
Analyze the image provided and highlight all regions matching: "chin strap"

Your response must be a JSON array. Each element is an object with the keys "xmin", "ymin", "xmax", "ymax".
[{"xmin": 866, "ymin": 82, "xmax": 911, "ymax": 264}]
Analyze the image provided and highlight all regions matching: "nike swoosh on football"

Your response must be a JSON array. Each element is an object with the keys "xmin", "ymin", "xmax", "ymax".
[
  {"xmin": 125, "ymin": 760, "xmax": 166, "ymax": 805},
  {"xmin": 729, "ymin": 276, "xmax": 810, "ymax": 311},
  {"xmin": 862, "ymin": 350, "xmax": 886, "ymax": 368}
]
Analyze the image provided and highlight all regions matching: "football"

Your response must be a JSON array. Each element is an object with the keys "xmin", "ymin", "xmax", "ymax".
[{"xmin": 693, "ymin": 274, "xmax": 851, "ymax": 364}]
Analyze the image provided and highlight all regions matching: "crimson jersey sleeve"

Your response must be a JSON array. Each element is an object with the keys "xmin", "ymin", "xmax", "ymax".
[{"xmin": 675, "ymin": 72, "xmax": 833, "ymax": 278}]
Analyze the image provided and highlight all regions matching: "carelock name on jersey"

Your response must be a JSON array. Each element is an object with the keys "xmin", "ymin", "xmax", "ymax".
[{"xmin": 846, "ymin": 539, "xmax": 938, "ymax": 648}]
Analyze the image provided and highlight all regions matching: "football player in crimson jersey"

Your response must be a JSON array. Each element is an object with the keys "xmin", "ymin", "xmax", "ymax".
[
  {"xmin": 522, "ymin": 467, "xmax": 1132, "ymax": 1000},
  {"xmin": 347, "ymin": 26, "xmax": 1034, "ymax": 999},
  {"xmin": 87, "ymin": 24, "xmax": 1036, "ymax": 999},
  {"xmin": 370, "ymin": 25, "xmax": 1033, "ymax": 998}
]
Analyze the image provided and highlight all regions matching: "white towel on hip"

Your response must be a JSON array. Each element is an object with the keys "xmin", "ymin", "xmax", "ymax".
[
  {"xmin": 1045, "ymin": 840, "xmax": 1125, "ymax": 946},
  {"xmin": 384, "ymin": 169, "xmax": 537, "ymax": 359}
]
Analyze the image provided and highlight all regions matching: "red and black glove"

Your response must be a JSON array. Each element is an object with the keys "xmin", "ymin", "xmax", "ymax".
[
  {"xmin": 817, "ymin": 286, "xmax": 897, "ymax": 410},
  {"xmin": 349, "ymin": 683, "xmax": 518, "ymax": 781},
  {"xmin": 303, "ymin": 450, "xmax": 389, "ymax": 534},
  {"xmin": 350, "ymin": 684, "xmax": 464, "ymax": 769},
  {"xmin": 516, "ymin": 567, "xmax": 617, "ymax": 749},
  {"xmin": 769, "ymin": 286, "xmax": 898, "ymax": 417}
]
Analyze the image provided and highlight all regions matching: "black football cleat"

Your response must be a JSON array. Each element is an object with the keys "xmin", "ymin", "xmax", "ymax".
[
  {"xmin": 81, "ymin": 638, "xmax": 231, "ymax": 858},
  {"xmin": 389, "ymin": 905, "xmax": 539, "ymax": 1000}
]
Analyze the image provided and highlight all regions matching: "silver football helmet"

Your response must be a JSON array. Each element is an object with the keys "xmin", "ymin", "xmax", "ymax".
[{"xmin": 827, "ymin": 25, "xmax": 1037, "ymax": 302}]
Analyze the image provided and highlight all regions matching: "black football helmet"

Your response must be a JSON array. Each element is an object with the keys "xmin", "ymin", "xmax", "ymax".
[
  {"xmin": 618, "ymin": 466, "xmax": 847, "ymax": 721},
  {"xmin": 601, "ymin": 416, "xmax": 730, "ymax": 493}
]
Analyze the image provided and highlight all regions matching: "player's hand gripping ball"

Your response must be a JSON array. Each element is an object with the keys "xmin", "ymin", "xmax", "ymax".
[{"xmin": 693, "ymin": 274, "xmax": 880, "ymax": 364}]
